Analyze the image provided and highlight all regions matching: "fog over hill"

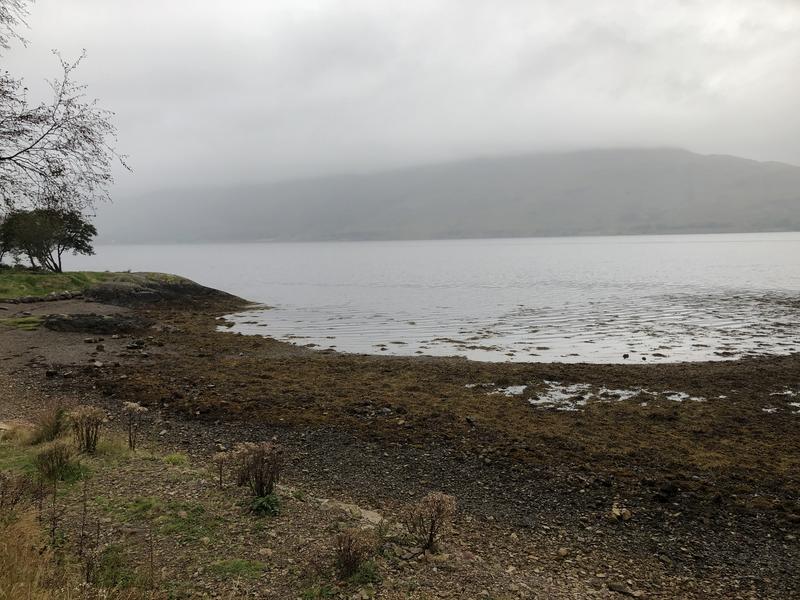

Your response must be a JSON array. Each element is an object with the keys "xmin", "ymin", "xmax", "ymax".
[{"xmin": 100, "ymin": 148, "xmax": 800, "ymax": 243}]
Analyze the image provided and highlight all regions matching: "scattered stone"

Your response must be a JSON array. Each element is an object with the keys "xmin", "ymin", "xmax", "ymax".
[
  {"xmin": 611, "ymin": 504, "xmax": 633, "ymax": 521},
  {"xmin": 44, "ymin": 314, "xmax": 153, "ymax": 334},
  {"xmin": 588, "ymin": 577, "xmax": 605, "ymax": 590},
  {"xmin": 608, "ymin": 581, "xmax": 640, "ymax": 597}
]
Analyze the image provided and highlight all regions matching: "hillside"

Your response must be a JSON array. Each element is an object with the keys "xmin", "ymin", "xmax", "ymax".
[{"xmin": 100, "ymin": 148, "xmax": 800, "ymax": 242}]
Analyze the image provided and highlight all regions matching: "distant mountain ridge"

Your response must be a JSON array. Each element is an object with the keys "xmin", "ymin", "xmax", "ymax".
[{"xmin": 101, "ymin": 148, "xmax": 800, "ymax": 242}]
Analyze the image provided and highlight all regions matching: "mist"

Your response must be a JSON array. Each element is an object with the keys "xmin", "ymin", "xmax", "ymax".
[{"xmin": 4, "ymin": 0, "xmax": 800, "ymax": 205}]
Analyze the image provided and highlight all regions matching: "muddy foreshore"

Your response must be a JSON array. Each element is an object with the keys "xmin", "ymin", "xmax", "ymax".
[{"xmin": 1, "ymin": 278, "xmax": 798, "ymax": 598}]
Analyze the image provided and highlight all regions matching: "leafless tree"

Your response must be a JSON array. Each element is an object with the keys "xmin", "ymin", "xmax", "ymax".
[
  {"xmin": 0, "ymin": 0, "xmax": 28, "ymax": 51},
  {"xmin": 1, "ymin": 53, "xmax": 127, "ymax": 212},
  {"xmin": 0, "ymin": 0, "xmax": 127, "ymax": 214}
]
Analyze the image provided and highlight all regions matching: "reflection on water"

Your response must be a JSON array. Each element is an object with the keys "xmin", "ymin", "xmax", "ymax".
[
  {"xmin": 73, "ymin": 233, "xmax": 800, "ymax": 363},
  {"xmin": 225, "ymin": 289, "xmax": 799, "ymax": 362}
]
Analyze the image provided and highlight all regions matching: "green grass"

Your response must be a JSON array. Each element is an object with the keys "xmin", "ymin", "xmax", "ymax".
[
  {"xmin": 301, "ymin": 584, "xmax": 337, "ymax": 599},
  {"xmin": 208, "ymin": 558, "xmax": 267, "ymax": 579},
  {"xmin": 96, "ymin": 496, "xmax": 217, "ymax": 539},
  {"xmin": 0, "ymin": 438, "xmax": 88, "ymax": 483},
  {"xmin": 163, "ymin": 580, "xmax": 196, "ymax": 600},
  {"xmin": 95, "ymin": 544, "xmax": 143, "ymax": 589},
  {"xmin": 1, "ymin": 434, "xmax": 141, "ymax": 489},
  {"xmin": 250, "ymin": 493, "xmax": 280, "ymax": 516},
  {"xmin": 0, "ymin": 438, "xmax": 38, "ymax": 475},
  {"xmin": 162, "ymin": 452, "xmax": 189, "ymax": 466},
  {"xmin": 0, "ymin": 270, "xmax": 189, "ymax": 300},
  {"xmin": 93, "ymin": 434, "xmax": 135, "ymax": 462},
  {"xmin": 0, "ymin": 315, "xmax": 43, "ymax": 330},
  {"xmin": 348, "ymin": 560, "xmax": 379, "ymax": 586},
  {"xmin": 35, "ymin": 451, "xmax": 87, "ymax": 484}
]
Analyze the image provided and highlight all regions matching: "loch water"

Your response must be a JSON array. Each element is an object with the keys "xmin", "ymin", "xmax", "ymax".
[{"xmin": 74, "ymin": 232, "xmax": 800, "ymax": 363}]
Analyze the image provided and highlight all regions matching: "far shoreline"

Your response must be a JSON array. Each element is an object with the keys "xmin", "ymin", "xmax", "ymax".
[{"xmin": 93, "ymin": 228, "xmax": 800, "ymax": 247}]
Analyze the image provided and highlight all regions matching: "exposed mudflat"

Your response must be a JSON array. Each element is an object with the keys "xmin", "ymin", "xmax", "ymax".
[{"xmin": 1, "ymin": 284, "xmax": 798, "ymax": 599}]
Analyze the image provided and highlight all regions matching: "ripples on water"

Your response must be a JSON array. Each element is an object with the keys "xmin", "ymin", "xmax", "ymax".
[
  {"xmin": 75, "ymin": 233, "xmax": 800, "ymax": 363},
  {"xmin": 225, "ymin": 290, "xmax": 799, "ymax": 362}
]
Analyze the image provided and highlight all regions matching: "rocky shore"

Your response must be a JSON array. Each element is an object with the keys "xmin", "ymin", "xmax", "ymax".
[{"xmin": 1, "ymin": 274, "xmax": 798, "ymax": 598}]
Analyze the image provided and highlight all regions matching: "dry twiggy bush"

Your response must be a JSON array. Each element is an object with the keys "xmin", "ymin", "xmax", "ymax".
[
  {"xmin": 122, "ymin": 402, "xmax": 147, "ymax": 451},
  {"xmin": 0, "ymin": 471, "xmax": 34, "ymax": 517},
  {"xmin": 31, "ymin": 402, "xmax": 67, "ymax": 445},
  {"xmin": 334, "ymin": 528, "xmax": 373, "ymax": 579},
  {"xmin": 403, "ymin": 491, "xmax": 456, "ymax": 552},
  {"xmin": 211, "ymin": 451, "xmax": 229, "ymax": 489},
  {"xmin": 68, "ymin": 406, "xmax": 105, "ymax": 454},
  {"xmin": 34, "ymin": 442, "xmax": 75, "ymax": 483},
  {"xmin": 234, "ymin": 442, "xmax": 284, "ymax": 498}
]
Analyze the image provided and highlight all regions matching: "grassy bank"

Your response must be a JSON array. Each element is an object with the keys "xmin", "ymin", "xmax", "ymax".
[
  {"xmin": 0, "ymin": 413, "xmax": 465, "ymax": 599},
  {"xmin": 0, "ymin": 271, "xmax": 189, "ymax": 301}
]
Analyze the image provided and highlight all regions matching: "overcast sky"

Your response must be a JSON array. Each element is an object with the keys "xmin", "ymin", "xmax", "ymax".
[{"xmin": 4, "ymin": 0, "xmax": 800, "ymax": 198}]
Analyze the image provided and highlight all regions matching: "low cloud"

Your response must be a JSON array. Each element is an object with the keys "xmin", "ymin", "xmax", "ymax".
[{"xmin": 4, "ymin": 0, "xmax": 799, "ymax": 197}]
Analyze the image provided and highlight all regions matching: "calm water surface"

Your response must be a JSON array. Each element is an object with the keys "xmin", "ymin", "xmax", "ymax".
[{"xmin": 73, "ymin": 233, "xmax": 800, "ymax": 363}]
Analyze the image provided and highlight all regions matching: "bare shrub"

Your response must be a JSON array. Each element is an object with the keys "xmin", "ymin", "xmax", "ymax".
[
  {"xmin": 334, "ymin": 528, "xmax": 373, "ymax": 579},
  {"xmin": 0, "ymin": 471, "xmax": 34, "ymax": 517},
  {"xmin": 30, "ymin": 402, "xmax": 67, "ymax": 445},
  {"xmin": 234, "ymin": 442, "xmax": 283, "ymax": 498},
  {"xmin": 122, "ymin": 402, "xmax": 147, "ymax": 451},
  {"xmin": 211, "ymin": 451, "xmax": 229, "ymax": 489},
  {"xmin": 34, "ymin": 442, "xmax": 77, "ymax": 546},
  {"xmin": 403, "ymin": 492, "xmax": 456, "ymax": 552},
  {"xmin": 375, "ymin": 517, "xmax": 398, "ymax": 551},
  {"xmin": 68, "ymin": 405, "xmax": 105, "ymax": 454},
  {"xmin": 34, "ymin": 441, "xmax": 75, "ymax": 483}
]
